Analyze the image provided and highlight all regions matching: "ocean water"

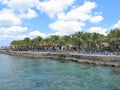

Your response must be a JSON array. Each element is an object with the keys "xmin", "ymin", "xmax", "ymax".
[{"xmin": 0, "ymin": 54, "xmax": 120, "ymax": 90}]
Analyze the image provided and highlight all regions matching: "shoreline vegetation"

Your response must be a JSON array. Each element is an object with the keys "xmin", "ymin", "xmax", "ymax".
[
  {"xmin": 0, "ymin": 50, "xmax": 120, "ymax": 67},
  {"xmin": 0, "ymin": 28, "xmax": 120, "ymax": 67}
]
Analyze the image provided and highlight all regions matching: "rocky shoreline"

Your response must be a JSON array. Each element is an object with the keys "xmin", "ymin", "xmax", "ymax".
[{"xmin": 0, "ymin": 50, "xmax": 120, "ymax": 67}]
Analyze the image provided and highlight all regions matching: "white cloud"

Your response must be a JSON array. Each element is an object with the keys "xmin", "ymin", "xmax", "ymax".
[
  {"xmin": 0, "ymin": 26, "xmax": 27, "ymax": 35},
  {"xmin": 87, "ymin": 27, "xmax": 107, "ymax": 35},
  {"xmin": 48, "ymin": 32, "xmax": 68, "ymax": 36},
  {"xmin": 28, "ymin": 31, "xmax": 47, "ymax": 38},
  {"xmin": 0, "ymin": 29, "xmax": 47, "ymax": 42},
  {"xmin": 0, "ymin": 35, "xmax": 14, "ymax": 41},
  {"xmin": 20, "ymin": 8, "xmax": 38, "ymax": 19},
  {"xmin": 57, "ymin": 1, "xmax": 103, "ymax": 23},
  {"xmin": 49, "ymin": 20, "xmax": 85, "ymax": 33},
  {"xmin": 37, "ymin": 0, "xmax": 75, "ymax": 18},
  {"xmin": 0, "ymin": 9, "xmax": 21, "ymax": 26},
  {"xmin": 0, "ymin": 0, "xmax": 39, "ymax": 27},
  {"xmin": 112, "ymin": 20, "xmax": 120, "ymax": 29},
  {"xmin": 16, "ymin": 35, "xmax": 28, "ymax": 40},
  {"xmin": 49, "ymin": 1, "xmax": 104, "ymax": 36},
  {"xmin": 58, "ymin": 1, "xmax": 96, "ymax": 21},
  {"xmin": 15, "ymin": 30, "xmax": 47, "ymax": 40},
  {"xmin": 0, "ymin": 8, "xmax": 38, "ymax": 26},
  {"xmin": 1, "ymin": 0, "xmax": 38, "ymax": 12},
  {"xmin": 89, "ymin": 16, "xmax": 104, "ymax": 23},
  {"xmin": 1, "ymin": 0, "xmax": 74, "ymax": 18}
]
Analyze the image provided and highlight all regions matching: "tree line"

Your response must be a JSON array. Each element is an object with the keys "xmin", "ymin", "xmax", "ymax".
[{"xmin": 11, "ymin": 28, "xmax": 120, "ymax": 52}]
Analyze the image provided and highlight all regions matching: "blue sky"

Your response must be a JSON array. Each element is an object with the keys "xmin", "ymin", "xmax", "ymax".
[{"xmin": 0, "ymin": 0, "xmax": 120, "ymax": 46}]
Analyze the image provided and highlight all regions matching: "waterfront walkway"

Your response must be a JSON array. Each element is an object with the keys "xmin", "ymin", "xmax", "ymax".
[{"xmin": 0, "ymin": 50, "xmax": 120, "ymax": 67}]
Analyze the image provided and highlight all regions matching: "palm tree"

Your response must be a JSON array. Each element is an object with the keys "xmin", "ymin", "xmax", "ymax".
[
  {"xmin": 73, "ymin": 31, "xmax": 84, "ymax": 52},
  {"xmin": 10, "ymin": 28, "xmax": 120, "ymax": 53},
  {"xmin": 107, "ymin": 28, "xmax": 120, "ymax": 51},
  {"xmin": 23, "ymin": 37, "xmax": 31, "ymax": 46},
  {"xmin": 49, "ymin": 35, "xmax": 61, "ymax": 46},
  {"xmin": 82, "ymin": 32, "xmax": 93, "ymax": 51},
  {"xmin": 62, "ymin": 35, "xmax": 72, "ymax": 45},
  {"xmin": 30, "ymin": 36, "xmax": 43, "ymax": 46}
]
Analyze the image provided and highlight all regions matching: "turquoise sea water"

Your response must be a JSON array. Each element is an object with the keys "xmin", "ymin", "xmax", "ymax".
[{"xmin": 0, "ymin": 54, "xmax": 120, "ymax": 90}]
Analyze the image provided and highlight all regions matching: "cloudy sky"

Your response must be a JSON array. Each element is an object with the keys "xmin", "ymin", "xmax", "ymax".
[{"xmin": 0, "ymin": 0, "xmax": 120, "ymax": 46}]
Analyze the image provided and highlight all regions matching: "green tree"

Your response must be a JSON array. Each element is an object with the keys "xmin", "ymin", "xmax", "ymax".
[
  {"xmin": 23, "ymin": 37, "xmax": 31, "ymax": 46},
  {"xmin": 107, "ymin": 28, "xmax": 120, "ymax": 51}
]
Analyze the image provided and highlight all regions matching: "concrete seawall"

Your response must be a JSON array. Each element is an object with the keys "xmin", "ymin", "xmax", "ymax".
[{"xmin": 0, "ymin": 50, "xmax": 120, "ymax": 67}]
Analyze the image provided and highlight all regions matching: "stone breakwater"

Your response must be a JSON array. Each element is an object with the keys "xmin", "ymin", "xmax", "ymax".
[{"xmin": 0, "ymin": 50, "xmax": 120, "ymax": 67}]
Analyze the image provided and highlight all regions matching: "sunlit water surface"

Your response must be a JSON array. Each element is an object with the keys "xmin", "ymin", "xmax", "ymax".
[{"xmin": 0, "ymin": 54, "xmax": 120, "ymax": 90}]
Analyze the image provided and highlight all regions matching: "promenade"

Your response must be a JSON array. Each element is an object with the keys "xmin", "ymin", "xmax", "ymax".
[{"xmin": 0, "ymin": 50, "xmax": 120, "ymax": 67}]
